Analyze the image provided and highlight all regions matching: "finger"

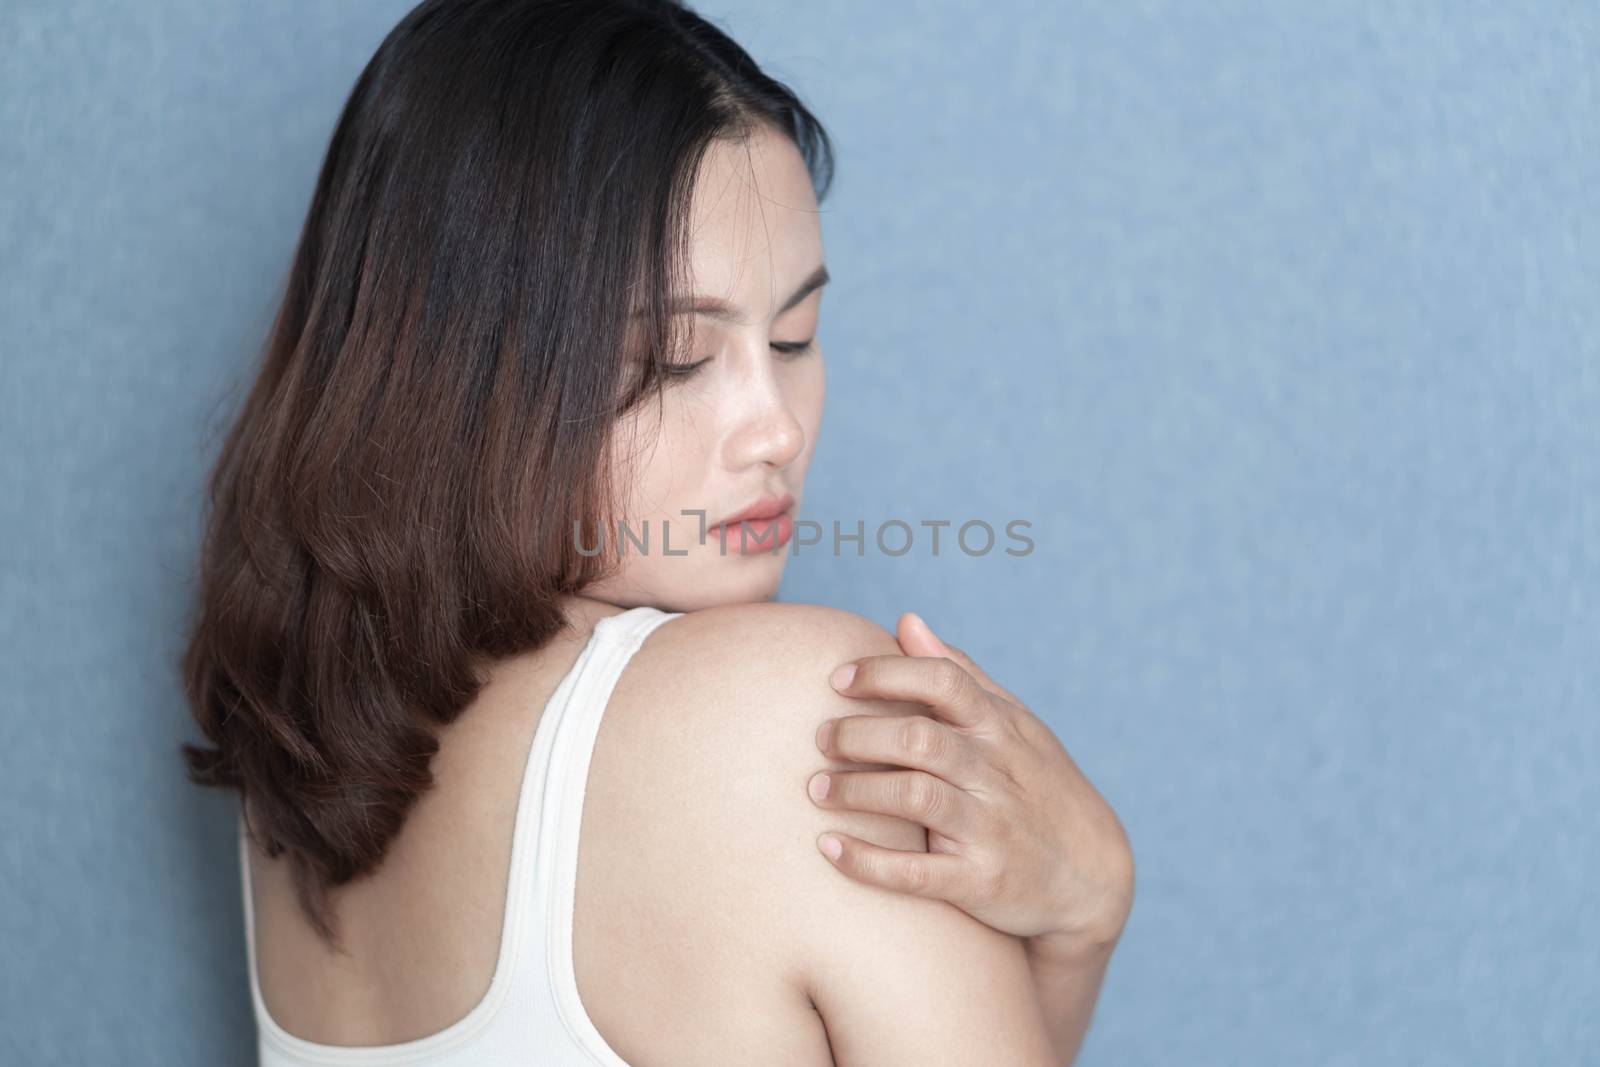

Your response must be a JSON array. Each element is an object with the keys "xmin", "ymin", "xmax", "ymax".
[
  {"xmin": 816, "ymin": 831, "xmax": 972, "ymax": 903},
  {"xmin": 894, "ymin": 611, "xmax": 949, "ymax": 658},
  {"xmin": 817, "ymin": 713, "xmax": 984, "ymax": 789},
  {"xmin": 808, "ymin": 768, "xmax": 976, "ymax": 839},
  {"xmin": 833, "ymin": 653, "xmax": 993, "ymax": 730},
  {"xmin": 899, "ymin": 613, "xmax": 1022, "ymax": 706}
]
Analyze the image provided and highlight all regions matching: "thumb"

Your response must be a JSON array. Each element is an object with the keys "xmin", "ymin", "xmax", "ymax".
[{"xmin": 897, "ymin": 611, "xmax": 951, "ymax": 658}]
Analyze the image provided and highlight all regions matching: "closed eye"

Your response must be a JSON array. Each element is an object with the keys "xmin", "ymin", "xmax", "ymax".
[
  {"xmin": 660, "ymin": 339, "xmax": 814, "ymax": 380},
  {"xmin": 771, "ymin": 339, "xmax": 814, "ymax": 357}
]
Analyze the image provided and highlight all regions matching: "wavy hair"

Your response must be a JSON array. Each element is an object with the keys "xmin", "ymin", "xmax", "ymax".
[{"xmin": 179, "ymin": 0, "xmax": 834, "ymax": 949}]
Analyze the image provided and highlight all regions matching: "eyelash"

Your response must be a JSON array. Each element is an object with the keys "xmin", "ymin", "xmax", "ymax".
[{"xmin": 662, "ymin": 339, "xmax": 814, "ymax": 379}]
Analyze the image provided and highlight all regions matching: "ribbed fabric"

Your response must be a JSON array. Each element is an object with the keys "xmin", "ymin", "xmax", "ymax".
[{"xmin": 238, "ymin": 605, "xmax": 683, "ymax": 1066}]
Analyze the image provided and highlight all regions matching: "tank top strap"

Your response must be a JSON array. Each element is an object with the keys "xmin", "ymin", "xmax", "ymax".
[
  {"xmin": 237, "ymin": 603, "xmax": 684, "ymax": 1065},
  {"xmin": 590, "ymin": 603, "xmax": 683, "ymax": 649},
  {"xmin": 505, "ymin": 604, "xmax": 683, "ymax": 1060}
]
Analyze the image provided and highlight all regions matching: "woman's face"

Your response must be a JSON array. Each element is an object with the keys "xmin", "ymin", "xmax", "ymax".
[{"xmin": 585, "ymin": 122, "xmax": 827, "ymax": 611}]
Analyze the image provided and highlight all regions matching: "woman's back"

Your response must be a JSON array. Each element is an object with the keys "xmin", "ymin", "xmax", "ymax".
[{"xmin": 244, "ymin": 600, "xmax": 1055, "ymax": 1065}]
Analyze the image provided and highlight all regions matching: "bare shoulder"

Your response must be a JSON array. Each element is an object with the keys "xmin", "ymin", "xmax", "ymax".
[
  {"xmin": 599, "ymin": 599, "xmax": 919, "ymax": 902},
  {"xmin": 648, "ymin": 599, "xmax": 903, "ymax": 670},
  {"xmin": 580, "ymin": 601, "xmax": 1055, "ymax": 1065},
  {"xmin": 620, "ymin": 600, "xmax": 921, "ymax": 858}
]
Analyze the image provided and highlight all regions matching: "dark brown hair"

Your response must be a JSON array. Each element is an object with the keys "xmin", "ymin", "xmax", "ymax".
[{"xmin": 179, "ymin": 0, "xmax": 834, "ymax": 950}]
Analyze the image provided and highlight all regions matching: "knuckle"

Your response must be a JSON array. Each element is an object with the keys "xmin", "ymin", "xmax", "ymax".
[
  {"xmin": 898, "ymin": 856, "xmax": 933, "ymax": 893},
  {"xmin": 932, "ymin": 658, "xmax": 969, "ymax": 701},
  {"xmin": 857, "ymin": 847, "xmax": 890, "ymax": 885},
  {"xmin": 899, "ymin": 773, "xmax": 943, "ymax": 820},
  {"xmin": 899, "ymin": 717, "xmax": 945, "ymax": 762}
]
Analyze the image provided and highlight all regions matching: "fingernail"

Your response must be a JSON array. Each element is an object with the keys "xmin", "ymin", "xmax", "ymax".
[
  {"xmin": 808, "ymin": 772, "xmax": 831, "ymax": 801},
  {"xmin": 830, "ymin": 663, "xmax": 856, "ymax": 690},
  {"xmin": 816, "ymin": 719, "xmax": 834, "ymax": 750},
  {"xmin": 818, "ymin": 834, "xmax": 842, "ymax": 860}
]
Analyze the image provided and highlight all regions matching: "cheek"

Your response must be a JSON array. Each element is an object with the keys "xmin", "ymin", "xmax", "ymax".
[
  {"xmin": 608, "ymin": 408, "xmax": 661, "ymax": 515},
  {"xmin": 613, "ymin": 397, "xmax": 714, "ymax": 517},
  {"xmin": 794, "ymin": 352, "xmax": 826, "ymax": 440}
]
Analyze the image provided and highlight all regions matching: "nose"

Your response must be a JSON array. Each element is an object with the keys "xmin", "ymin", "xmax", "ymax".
[{"xmin": 722, "ymin": 349, "xmax": 807, "ymax": 471}]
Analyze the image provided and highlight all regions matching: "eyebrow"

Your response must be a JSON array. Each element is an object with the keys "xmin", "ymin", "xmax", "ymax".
[{"xmin": 661, "ymin": 263, "xmax": 830, "ymax": 322}]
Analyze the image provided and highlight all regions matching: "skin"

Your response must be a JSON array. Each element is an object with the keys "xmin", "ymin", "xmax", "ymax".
[
  {"xmin": 250, "ymin": 120, "xmax": 1131, "ymax": 1065},
  {"xmin": 820, "ymin": 612, "xmax": 1134, "ymax": 1063},
  {"xmin": 581, "ymin": 124, "xmax": 826, "ymax": 612},
  {"xmin": 580, "ymin": 121, "xmax": 1134, "ymax": 1057}
]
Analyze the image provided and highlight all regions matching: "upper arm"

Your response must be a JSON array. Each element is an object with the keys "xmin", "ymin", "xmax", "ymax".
[{"xmin": 653, "ymin": 603, "xmax": 1057, "ymax": 1067}]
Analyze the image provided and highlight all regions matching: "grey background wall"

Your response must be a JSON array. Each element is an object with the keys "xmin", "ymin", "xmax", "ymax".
[{"xmin": 2, "ymin": 1, "xmax": 1594, "ymax": 1063}]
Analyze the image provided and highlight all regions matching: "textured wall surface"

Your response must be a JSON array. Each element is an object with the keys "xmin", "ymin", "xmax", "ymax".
[{"xmin": 2, "ymin": 2, "xmax": 1594, "ymax": 1063}]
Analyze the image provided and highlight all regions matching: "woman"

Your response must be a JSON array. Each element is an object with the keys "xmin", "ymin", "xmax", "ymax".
[{"xmin": 181, "ymin": 1, "xmax": 1134, "ymax": 1063}]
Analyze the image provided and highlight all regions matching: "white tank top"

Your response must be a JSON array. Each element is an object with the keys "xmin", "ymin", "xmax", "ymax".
[{"xmin": 238, "ymin": 605, "xmax": 683, "ymax": 1066}]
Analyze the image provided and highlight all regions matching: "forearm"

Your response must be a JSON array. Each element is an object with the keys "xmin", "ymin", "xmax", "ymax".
[{"xmin": 1024, "ymin": 934, "xmax": 1119, "ymax": 1066}]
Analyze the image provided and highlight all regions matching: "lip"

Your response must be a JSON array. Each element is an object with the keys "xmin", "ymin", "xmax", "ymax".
[{"xmin": 712, "ymin": 492, "xmax": 796, "ymax": 528}]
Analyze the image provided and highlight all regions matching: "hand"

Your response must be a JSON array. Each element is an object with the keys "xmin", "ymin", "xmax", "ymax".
[{"xmin": 810, "ymin": 612, "xmax": 1134, "ymax": 957}]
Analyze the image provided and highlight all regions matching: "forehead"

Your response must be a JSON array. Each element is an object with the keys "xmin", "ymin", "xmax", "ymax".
[{"xmin": 681, "ymin": 123, "xmax": 824, "ymax": 320}]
